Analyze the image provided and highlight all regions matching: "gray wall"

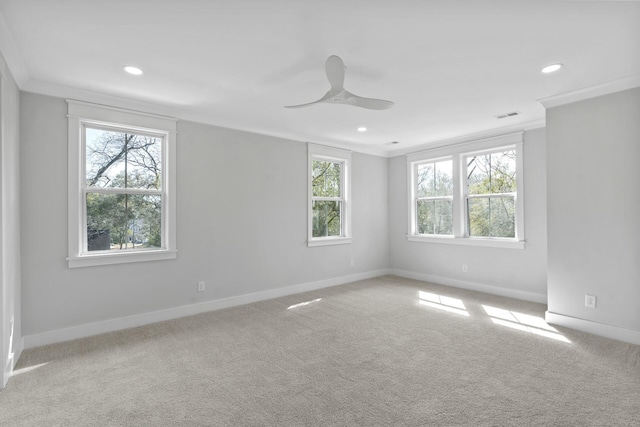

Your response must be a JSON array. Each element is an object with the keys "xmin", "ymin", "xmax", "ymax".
[
  {"xmin": 388, "ymin": 128, "xmax": 548, "ymax": 301},
  {"xmin": 546, "ymin": 87, "xmax": 640, "ymax": 332},
  {"xmin": 20, "ymin": 93, "xmax": 389, "ymax": 337},
  {"xmin": 1, "ymin": 52, "xmax": 21, "ymax": 388}
]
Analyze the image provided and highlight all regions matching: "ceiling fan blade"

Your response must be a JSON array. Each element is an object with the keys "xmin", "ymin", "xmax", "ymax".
[
  {"xmin": 343, "ymin": 91, "xmax": 395, "ymax": 110},
  {"xmin": 285, "ymin": 55, "xmax": 394, "ymax": 110},
  {"xmin": 325, "ymin": 55, "xmax": 345, "ymax": 93},
  {"xmin": 284, "ymin": 90, "xmax": 332, "ymax": 108}
]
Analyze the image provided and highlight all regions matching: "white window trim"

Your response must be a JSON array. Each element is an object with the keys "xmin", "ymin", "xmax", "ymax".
[
  {"xmin": 308, "ymin": 143, "xmax": 352, "ymax": 247},
  {"xmin": 67, "ymin": 100, "xmax": 178, "ymax": 268},
  {"xmin": 411, "ymin": 156, "xmax": 454, "ymax": 236},
  {"xmin": 407, "ymin": 132, "xmax": 525, "ymax": 249}
]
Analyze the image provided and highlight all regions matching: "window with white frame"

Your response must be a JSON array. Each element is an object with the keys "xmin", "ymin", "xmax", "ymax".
[
  {"xmin": 67, "ymin": 100, "xmax": 177, "ymax": 267},
  {"xmin": 415, "ymin": 158, "xmax": 453, "ymax": 236},
  {"xmin": 308, "ymin": 144, "xmax": 351, "ymax": 246},
  {"xmin": 465, "ymin": 148, "xmax": 517, "ymax": 238},
  {"xmin": 407, "ymin": 133, "xmax": 524, "ymax": 248}
]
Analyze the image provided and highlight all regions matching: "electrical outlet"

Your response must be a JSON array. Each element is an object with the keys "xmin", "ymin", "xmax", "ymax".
[
  {"xmin": 197, "ymin": 281, "xmax": 206, "ymax": 292},
  {"xmin": 350, "ymin": 259, "xmax": 355, "ymax": 268},
  {"xmin": 585, "ymin": 294, "xmax": 596, "ymax": 308},
  {"xmin": 462, "ymin": 264, "xmax": 468, "ymax": 273}
]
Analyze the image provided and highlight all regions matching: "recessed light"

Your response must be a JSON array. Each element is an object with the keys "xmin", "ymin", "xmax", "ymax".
[
  {"xmin": 541, "ymin": 63, "xmax": 562, "ymax": 74},
  {"xmin": 357, "ymin": 127, "xmax": 367, "ymax": 132},
  {"xmin": 124, "ymin": 66, "xmax": 143, "ymax": 75}
]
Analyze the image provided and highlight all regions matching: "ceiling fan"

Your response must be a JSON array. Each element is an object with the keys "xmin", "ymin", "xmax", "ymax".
[{"xmin": 285, "ymin": 55, "xmax": 394, "ymax": 110}]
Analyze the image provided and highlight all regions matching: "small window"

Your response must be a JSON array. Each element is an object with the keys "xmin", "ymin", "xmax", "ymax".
[
  {"xmin": 68, "ymin": 101, "xmax": 177, "ymax": 267},
  {"xmin": 308, "ymin": 144, "xmax": 351, "ymax": 246}
]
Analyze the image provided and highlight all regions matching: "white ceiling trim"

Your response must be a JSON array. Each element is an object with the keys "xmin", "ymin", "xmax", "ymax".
[
  {"xmin": 24, "ymin": 78, "xmax": 391, "ymax": 158},
  {"xmin": 0, "ymin": 7, "xmax": 28, "ymax": 86},
  {"xmin": 24, "ymin": 79, "xmax": 186, "ymax": 123},
  {"xmin": 538, "ymin": 73, "xmax": 640, "ymax": 109},
  {"xmin": 20, "ymin": 71, "xmax": 640, "ymax": 159},
  {"xmin": 387, "ymin": 119, "xmax": 545, "ymax": 158}
]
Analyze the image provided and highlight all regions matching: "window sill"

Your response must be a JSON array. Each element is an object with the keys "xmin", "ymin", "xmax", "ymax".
[
  {"xmin": 68, "ymin": 249, "xmax": 177, "ymax": 268},
  {"xmin": 407, "ymin": 235, "xmax": 525, "ymax": 249},
  {"xmin": 307, "ymin": 237, "xmax": 352, "ymax": 247}
]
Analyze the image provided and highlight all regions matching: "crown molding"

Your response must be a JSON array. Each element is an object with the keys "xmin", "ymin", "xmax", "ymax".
[
  {"xmin": 386, "ymin": 119, "xmax": 545, "ymax": 158},
  {"xmin": 23, "ymin": 78, "xmax": 392, "ymax": 157},
  {"xmin": 0, "ymin": 8, "xmax": 29, "ymax": 86},
  {"xmin": 537, "ymin": 74, "xmax": 640, "ymax": 109}
]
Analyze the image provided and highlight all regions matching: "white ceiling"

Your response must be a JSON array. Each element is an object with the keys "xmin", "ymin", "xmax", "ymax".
[{"xmin": 1, "ymin": 0, "xmax": 639, "ymax": 156}]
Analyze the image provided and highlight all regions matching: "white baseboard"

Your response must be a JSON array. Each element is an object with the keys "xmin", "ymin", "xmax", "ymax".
[
  {"xmin": 390, "ymin": 269, "xmax": 547, "ymax": 304},
  {"xmin": 545, "ymin": 311, "xmax": 640, "ymax": 346},
  {"xmin": 23, "ymin": 269, "xmax": 392, "ymax": 349}
]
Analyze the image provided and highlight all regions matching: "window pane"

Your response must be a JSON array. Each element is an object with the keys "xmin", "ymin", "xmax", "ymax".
[
  {"xmin": 435, "ymin": 160, "xmax": 453, "ymax": 196},
  {"xmin": 417, "ymin": 160, "xmax": 452, "ymax": 197},
  {"xmin": 416, "ymin": 163, "xmax": 434, "ymax": 197},
  {"xmin": 312, "ymin": 200, "xmax": 341, "ymax": 237},
  {"xmin": 467, "ymin": 196, "xmax": 515, "ymax": 238},
  {"xmin": 417, "ymin": 199, "xmax": 453, "ymax": 235},
  {"xmin": 467, "ymin": 154, "xmax": 491, "ymax": 195},
  {"xmin": 86, "ymin": 193, "xmax": 162, "ymax": 251},
  {"xmin": 467, "ymin": 150, "xmax": 516, "ymax": 195},
  {"xmin": 312, "ymin": 160, "xmax": 341, "ymax": 197},
  {"xmin": 490, "ymin": 151, "xmax": 516, "ymax": 193},
  {"xmin": 86, "ymin": 127, "xmax": 162, "ymax": 190}
]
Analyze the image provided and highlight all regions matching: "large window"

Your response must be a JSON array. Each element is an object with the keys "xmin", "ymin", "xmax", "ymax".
[
  {"xmin": 407, "ymin": 133, "xmax": 524, "ymax": 248},
  {"xmin": 68, "ymin": 101, "xmax": 177, "ymax": 267},
  {"xmin": 308, "ymin": 144, "xmax": 351, "ymax": 246}
]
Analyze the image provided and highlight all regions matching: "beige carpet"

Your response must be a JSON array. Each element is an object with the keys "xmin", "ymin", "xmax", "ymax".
[{"xmin": 2, "ymin": 276, "xmax": 639, "ymax": 426}]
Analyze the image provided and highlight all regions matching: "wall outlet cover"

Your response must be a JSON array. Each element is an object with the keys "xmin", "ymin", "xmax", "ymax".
[{"xmin": 585, "ymin": 294, "xmax": 596, "ymax": 308}]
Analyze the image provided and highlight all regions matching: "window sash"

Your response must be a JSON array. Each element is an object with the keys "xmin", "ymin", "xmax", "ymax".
[
  {"xmin": 415, "ymin": 159, "xmax": 453, "ymax": 199},
  {"xmin": 311, "ymin": 159, "xmax": 345, "ymax": 238},
  {"xmin": 466, "ymin": 194, "xmax": 516, "ymax": 238},
  {"xmin": 83, "ymin": 187, "xmax": 162, "ymax": 196},
  {"xmin": 311, "ymin": 200, "xmax": 343, "ymax": 237},
  {"xmin": 83, "ymin": 122, "xmax": 166, "ymax": 140},
  {"xmin": 416, "ymin": 197, "xmax": 454, "ymax": 236},
  {"xmin": 312, "ymin": 159, "xmax": 344, "ymax": 198},
  {"xmin": 81, "ymin": 127, "xmax": 167, "ymax": 254},
  {"xmin": 82, "ymin": 125, "xmax": 165, "ymax": 191},
  {"xmin": 466, "ymin": 192, "xmax": 515, "ymax": 199}
]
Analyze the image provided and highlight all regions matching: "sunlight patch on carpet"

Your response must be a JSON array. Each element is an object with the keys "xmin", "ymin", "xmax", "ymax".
[
  {"xmin": 10, "ymin": 362, "xmax": 49, "ymax": 377},
  {"xmin": 287, "ymin": 298, "xmax": 322, "ymax": 310},
  {"xmin": 482, "ymin": 305, "xmax": 571, "ymax": 343},
  {"xmin": 418, "ymin": 291, "xmax": 469, "ymax": 316}
]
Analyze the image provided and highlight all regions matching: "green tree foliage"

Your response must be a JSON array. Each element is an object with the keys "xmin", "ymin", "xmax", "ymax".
[
  {"xmin": 467, "ymin": 150, "xmax": 516, "ymax": 238},
  {"xmin": 85, "ymin": 129, "xmax": 162, "ymax": 251},
  {"xmin": 312, "ymin": 160, "xmax": 342, "ymax": 237},
  {"xmin": 416, "ymin": 160, "xmax": 453, "ymax": 235}
]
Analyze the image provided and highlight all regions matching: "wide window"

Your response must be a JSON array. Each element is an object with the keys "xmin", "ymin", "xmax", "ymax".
[
  {"xmin": 308, "ymin": 144, "xmax": 351, "ymax": 246},
  {"xmin": 68, "ymin": 101, "xmax": 177, "ymax": 267},
  {"xmin": 407, "ymin": 132, "xmax": 524, "ymax": 248}
]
